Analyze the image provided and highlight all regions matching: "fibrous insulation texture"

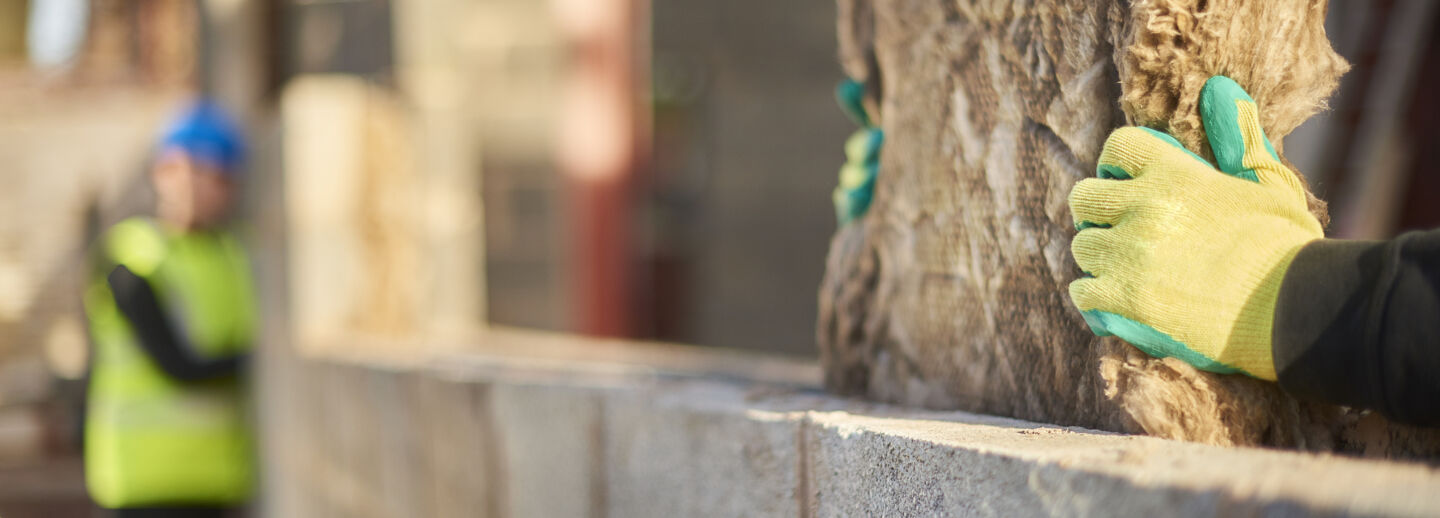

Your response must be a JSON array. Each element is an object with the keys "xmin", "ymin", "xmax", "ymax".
[{"xmin": 819, "ymin": 0, "xmax": 1440, "ymax": 457}]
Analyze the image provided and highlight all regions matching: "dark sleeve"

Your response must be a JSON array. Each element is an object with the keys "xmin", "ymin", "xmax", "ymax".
[
  {"xmin": 107, "ymin": 265, "xmax": 248, "ymax": 382},
  {"xmin": 1272, "ymin": 229, "xmax": 1440, "ymax": 427}
]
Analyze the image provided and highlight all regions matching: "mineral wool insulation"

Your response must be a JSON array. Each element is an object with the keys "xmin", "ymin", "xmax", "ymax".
[{"xmin": 819, "ymin": 0, "xmax": 1440, "ymax": 458}]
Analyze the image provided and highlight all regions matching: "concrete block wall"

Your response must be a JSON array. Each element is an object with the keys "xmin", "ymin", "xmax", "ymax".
[{"xmin": 263, "ymin": 329, "xmax": 1440, "ymax": 517}]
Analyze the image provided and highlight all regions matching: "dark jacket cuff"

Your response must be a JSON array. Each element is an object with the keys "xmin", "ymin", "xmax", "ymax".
[
  {"xmin": 1272, "ymin": 239, "xmax": 1387, "ymax": 413},
  {"xmin": 1273, "ymin": 231, "xmax": 1440, "ymax": 426}
]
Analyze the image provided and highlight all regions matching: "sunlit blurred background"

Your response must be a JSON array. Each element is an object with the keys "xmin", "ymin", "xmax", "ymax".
[
  {"xmin": 0, "ymin": 0, "xmax": 1436, "ymax": 515},
  {"xmin": 0, "ymin": 1, "xmax": 847, "ymax": 513}
]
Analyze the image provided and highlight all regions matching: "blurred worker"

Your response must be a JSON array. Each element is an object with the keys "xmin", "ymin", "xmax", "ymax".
[
  {"xmin": 1069, "ymin": 76, "xmax": 1440, "ymax": 427},
  {"xmin": 83, "ymin": 100, "xmax": 255, "ymax": 517}
]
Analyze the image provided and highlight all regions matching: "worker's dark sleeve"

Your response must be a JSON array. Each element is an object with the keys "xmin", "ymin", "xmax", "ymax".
[
  {"xmin": 1272, "ymin": 228, "xmax": 1440, "ymax": 426},
  {"xmin": 106, "ymin": 265, "xmax": 248, "ymax": 382}
]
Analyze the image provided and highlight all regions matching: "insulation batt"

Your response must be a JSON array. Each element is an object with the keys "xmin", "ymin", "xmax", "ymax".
[{"xmin": 819, "ymin": 0, "xmax": 1440, "ymax": 457}]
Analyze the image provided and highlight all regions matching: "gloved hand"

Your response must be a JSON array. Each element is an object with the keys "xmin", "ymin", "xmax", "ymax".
[
  {"xmin": 834, "ymin": 78, "xmax": 883, "ymax": 225},
  {"xmin": 1067, "ymin": 76, "xmax": 1324, "ymax": 380}
]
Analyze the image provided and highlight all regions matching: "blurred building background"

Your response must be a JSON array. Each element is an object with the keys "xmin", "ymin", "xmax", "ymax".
[
  {"xmin": 475, "ymin": 0, "xmax": 845, "ymax": 352},
  {"xmin": 0, "ymin": 0, "xmax": 847, "ymax": 513},
  {"xmin": 0, "ymin": 0, "xmax": 1434, "ymax": 515},
  {"xmin": 274, "ymin": 0, "xmax": 849, "ymax": 354},
  {"xmin": 1287, "ymin": 0, "xmax": 1440, "ymax": 238}
]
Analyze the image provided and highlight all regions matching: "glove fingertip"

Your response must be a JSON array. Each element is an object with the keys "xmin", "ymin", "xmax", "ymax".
[
  {"xmin": 1079, "ymin": 309, "xmax": 1114, "ymax": 337},
  {"xmin": 836, "ymin": 79, "xmax": 871, "ymax": 127},
  {"xmin": 1200, "ymin": 76, "xmax": 1279, "ymax": 180},
  {"xmin": 1095, "ymin": 127, "xmax": 1153, "ymax": 179},
  {"xmin": 1096, "ymin": 127, "xmax": 1206, "ymax": 179},
  {"xmin": 1202, "ymin": 76, "xmax": 1255, "ymax": 106},
  {"xmin": 864, "ymin": 129, "xmax": 885, "ymax": 164},
  {"xmin": 1068, "ymin": 278, "xmax": 1100, "ymax": 309},
  {"xmin": 1096, "ymin": 164, "xmax": 1130, "ymax": 180}
]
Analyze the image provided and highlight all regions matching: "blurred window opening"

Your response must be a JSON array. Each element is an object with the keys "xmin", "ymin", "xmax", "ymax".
[
  {"xmin": 26, "ymin": 0, "xmax": 89, "ymax": 68},
  {"xmin": 281, "ymin": 0, "xmax": 393, "ymax": 83}
]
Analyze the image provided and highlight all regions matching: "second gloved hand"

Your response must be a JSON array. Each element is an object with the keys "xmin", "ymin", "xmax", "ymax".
[
  {"xmin": 833, "ymin": 78, "xmax": 883, "ymax": 225},
  {"xmin": 1068, "ymin": 76, "xmax": 1324, "ymax": 380}
]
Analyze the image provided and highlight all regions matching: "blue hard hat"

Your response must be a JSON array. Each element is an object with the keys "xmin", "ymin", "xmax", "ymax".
[{"xmin": 158, "ymin": 99, "xmax": 246, "ymax": 175}]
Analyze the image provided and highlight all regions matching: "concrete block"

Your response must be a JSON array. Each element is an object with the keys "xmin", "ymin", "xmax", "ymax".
[
  {"xmin": 489, "ymin": 383, "xmax": 604, "ymax": 518},
  {"xmin": 412, "ymin": 374, "xmax": 496, "ymax": 518},
  {"xmin": 268, "ymin": 331, "xmax": 1440, "ymax": 518},
  {"xmin": 804, "ymin": 410, "xmax": 1440, "ymax": 517},
  {"xmin": 270, "ymin": 358, "xmax": 336, "ymax": 518},
  {"xmin": 315, "ymin": 362, "xmax": 392, "ymax": 518},
  {"xmin": 602, "ymin": 380, "xmax": 801, "ymax": 518},
  {"xmin": 367, "ymin": 368, "xmax": 429, "ymax": 518}
]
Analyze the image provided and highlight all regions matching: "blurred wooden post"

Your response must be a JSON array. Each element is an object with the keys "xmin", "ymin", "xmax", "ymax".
[
  {"xmin": 392, "ymin": 0, "xmax": 488, "ymax": 338},
  {"xmin": 0, "ymin": 0, "xmax": 24, "ymax": 62},
  {"xmin": 555, "ymin": 0, "xmax": 651, "ymax": 337}
]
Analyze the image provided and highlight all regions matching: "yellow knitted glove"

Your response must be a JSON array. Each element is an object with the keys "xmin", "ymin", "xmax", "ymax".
[{"xmin": 1067, "ymin": 76, "xmax": 1323, "ymax": 380}]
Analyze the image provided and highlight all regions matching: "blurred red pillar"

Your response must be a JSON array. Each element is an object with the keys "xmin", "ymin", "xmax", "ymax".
[{"xmin": 554, "ymin": 0, "xmax": 651, "ymax": 337}]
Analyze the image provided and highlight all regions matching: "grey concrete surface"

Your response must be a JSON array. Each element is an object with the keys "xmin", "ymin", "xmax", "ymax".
[
  {"xmin": 602, "ymin": 381, "xmax": 801, "ymax": 517},
  {"xmin": 266, "ymin": 329, "xmax": 1440, "ymax": 517},
  {"xmin": 491, "ymin": 383, "xmax": 603, "ymax": 518}
]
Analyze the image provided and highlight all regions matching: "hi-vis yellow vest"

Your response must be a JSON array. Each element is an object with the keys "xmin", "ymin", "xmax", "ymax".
[{"xmin": 83, "ymin": 218, "xmax": 255, "ymax": 508}]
